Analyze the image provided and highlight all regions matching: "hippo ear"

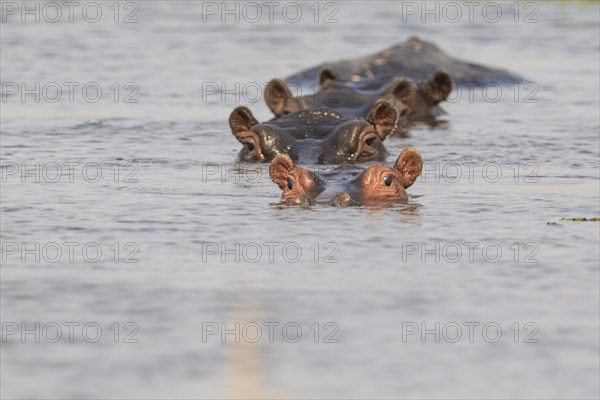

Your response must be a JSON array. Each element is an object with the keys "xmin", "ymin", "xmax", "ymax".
[
  {"xmin": 269, "ymin": 154, "xmax": 295, "ymax": 190},
  {"xmin": 421, "ymin": 70, "xmax": 453, "ymax": 105},
  {"xmin": 229, "ymin": 106, "xmax": 259, "ymax": 141},
  {"xmin": 319, "ymin": 67, "xmax": 343, "ymax": 85},
  {"xmin": 367, "ymin": 99, "xmax": 399, "ymax": 140},
  {"xmin": 394, "ymin": 147, "xmax": 423, "ymax": 189},
  {"xmin": 385, "ymin": 78, "xmax": 416, "ymax": 105},
  {"xmin": 264, "ymin": 79, "xmax": 293, "ymax": 117}
]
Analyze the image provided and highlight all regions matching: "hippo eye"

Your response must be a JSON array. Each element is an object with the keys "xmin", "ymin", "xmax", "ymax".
[
  {"xmin": 246, "ymin": 143, "xmax": 255, "ymax": 152},
  {"xmin": 383, "ymin": 175, "xmax": 393, "ymax": 187},
  {"xmin": 286, "ymin": 178, "xmax": 293, "ymax": 190},
  {"xmin": 365, "ymin": 137, "xmax": 376, "ymax": 146},
  {"xmin": 400, "ymin": 109, "xmax": 408, "ymax": 117}
]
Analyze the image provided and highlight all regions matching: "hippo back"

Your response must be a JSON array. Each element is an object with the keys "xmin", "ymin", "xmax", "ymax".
[{"xmin": 286, "ymin": 36, "xmax": 524, "ymax": 88}]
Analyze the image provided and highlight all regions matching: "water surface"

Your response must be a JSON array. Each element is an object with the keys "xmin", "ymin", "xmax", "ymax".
[{"xmin": 1, "ymin": 1, "xmax": 599, "ymax": 399}]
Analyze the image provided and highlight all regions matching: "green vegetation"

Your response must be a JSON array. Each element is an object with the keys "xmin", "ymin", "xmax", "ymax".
[{"xmin": 559, "ymin": 217, "xmax": 600, "ymax": 221}]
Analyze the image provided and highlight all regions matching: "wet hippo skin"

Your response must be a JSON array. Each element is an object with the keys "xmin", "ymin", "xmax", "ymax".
[
  {"xmin": 285, "ymin": 36, "xmax": 524, "ymax": 88},
  {"xmin": 229, "ymin": 99, "xmax": 399, "ymax": 164},
  {"xmin": 269, "ymin": 147, "xmax": 423, "ymax": 207}
]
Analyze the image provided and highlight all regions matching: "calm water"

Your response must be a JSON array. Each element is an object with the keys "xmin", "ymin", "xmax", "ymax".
[{"xmin": 1, "ymin": 1, "xmax": 599, "ymax": 399}]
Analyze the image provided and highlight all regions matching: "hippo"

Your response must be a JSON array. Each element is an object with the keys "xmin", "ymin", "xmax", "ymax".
[
  {"xmin": 265, "ymin": 67, "xmax": 453, "ymax": 128},
  {"xmin": 228, "ymin": 98, "xmax": 399, "ymax": 164},
  {"xmin": 269, "ymin": 147, "xmax": 423, "ymax": 207},
  {"xmin": 286, "ymin": 36, "xmax": 524, "ymax": 88}
]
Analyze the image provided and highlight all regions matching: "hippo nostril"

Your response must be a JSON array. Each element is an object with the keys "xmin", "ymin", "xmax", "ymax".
[
  {"xmin": 292, "ymin": 194, "xmax": 313, "ymax": 207},
  {"xmin": 330, "ymin": 192, "xmax": 359, "ymax": 207}
]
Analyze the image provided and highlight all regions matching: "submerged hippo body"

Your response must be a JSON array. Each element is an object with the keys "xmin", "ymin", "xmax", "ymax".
[
  {"xmin": 229, "ymin": 99, "xmax": 398, "ymax": 164},
  {"xmin": 266, "ymin": 67, "xmax": 453, "ymax": 128},
  {"xmin": 286, "ymin": 36, "xmax": 524, "ymax": 88},
  {"xmin": 270, "ymin": 147, "xmax": 423, "ymax": 207}
]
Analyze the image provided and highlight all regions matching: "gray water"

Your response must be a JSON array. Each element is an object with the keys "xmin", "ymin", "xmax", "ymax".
[{"xmin": 1, "ymin": 1, "xmax": 599, "ymax": 399}]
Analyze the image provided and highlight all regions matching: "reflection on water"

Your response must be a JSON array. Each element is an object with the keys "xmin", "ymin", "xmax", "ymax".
[{"xmin": 1, "ymin": 1, "xmax": 599, "ymax": 399}]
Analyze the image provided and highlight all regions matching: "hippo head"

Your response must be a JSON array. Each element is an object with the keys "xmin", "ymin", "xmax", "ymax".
[
  {"xmin": 409, "ymin": 70, "xmax": 454, "ymax": 120},
  {"xmin": 265, "ymin": 68, "xmax": 415, "ymax": 131},
  {"xmin": 270, "ymin": 147, "xmax": 423, "ymax": 206},
  {"xmin": 229, "ymin": 106, "xmax": 297, "ymax": 162},
  {"xmin": 229, "ymin": 99, "xmax": 398, "ymax": 164},
  {"xmin": 318, "ymin": 98, "xmax": 398, "ymax": 164},
  {"xmin": 264, "ymin": 78, "xmax": 316, "ymax": 116},
  {"xmin": 318, "ymin": 67, "xmax": 414, "ymax": 123},
  {"xmin": 318, "ymin": 67, "xmax": 453, "ymax": 123},
  {"xmin": 262, "ymin": 67, "xmax": 349, "ymax": 116}
]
